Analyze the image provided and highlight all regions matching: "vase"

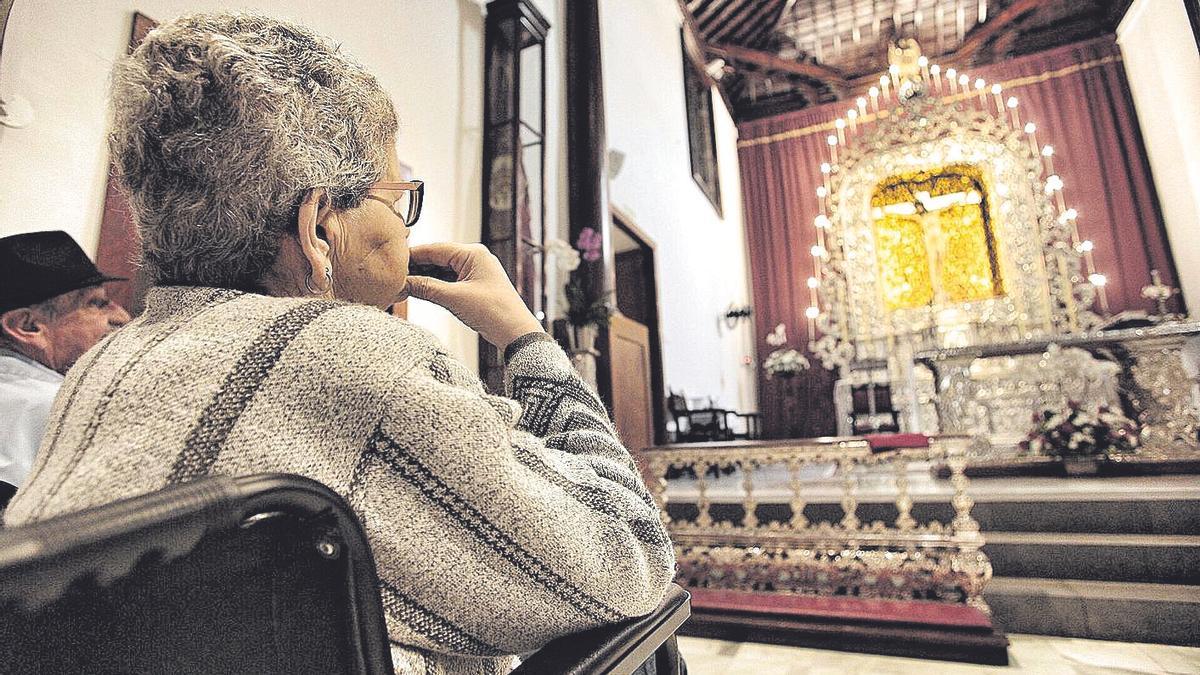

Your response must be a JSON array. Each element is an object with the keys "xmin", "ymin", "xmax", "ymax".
[{"xmin": 568, "ymin": 324, "xmax": 600, "ymax": 390}]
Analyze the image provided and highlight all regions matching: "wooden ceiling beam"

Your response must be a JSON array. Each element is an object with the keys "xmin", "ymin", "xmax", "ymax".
[
  {"xmin": 726, "ymin": 0, "xmax": 788, "ymax": 46},
  {"xmin": 943, "ymin": 0, "xmax": 1042, "ymax": 66},
  {"xmin": 701, "ymin": 0, "xmax": 757, "ymax": 41},
  {"xmin": 691, "ymin": 0, "xmax": 727, "ymax": 29},
  {"xmin": 707, "ymin": 42, "xmax": 849, "ymax": 91}
]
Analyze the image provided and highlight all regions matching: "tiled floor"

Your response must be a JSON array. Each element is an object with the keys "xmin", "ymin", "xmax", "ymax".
[{"xmin": 677, "ymin": 634, "xmax": 1200, "ymax": 674}]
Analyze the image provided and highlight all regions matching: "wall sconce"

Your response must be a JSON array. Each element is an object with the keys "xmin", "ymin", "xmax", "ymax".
[{"xmin": 722, "ymin": 303, "xmax": 753, "ymax": 330}]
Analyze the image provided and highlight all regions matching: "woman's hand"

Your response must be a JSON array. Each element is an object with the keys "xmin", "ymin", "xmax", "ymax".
[{"xmin": 405, "ymin": 243, "xmax": 545, "ymax": 350}]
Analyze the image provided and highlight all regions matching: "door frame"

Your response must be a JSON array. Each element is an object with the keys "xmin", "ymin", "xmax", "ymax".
[{"xmin": 608, "ymin": 205, "xmax": 668, "ymax": 446}]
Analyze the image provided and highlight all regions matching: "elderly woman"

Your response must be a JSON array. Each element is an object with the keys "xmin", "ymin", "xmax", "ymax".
[{"xmin": 4, "ymin": 12, "xmax": 673, "ymax": 674}]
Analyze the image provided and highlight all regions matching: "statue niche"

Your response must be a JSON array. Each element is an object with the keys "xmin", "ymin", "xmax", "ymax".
[{"xmin": 871, "ymin": 165, "xmax": 1004, "ymax": 311}]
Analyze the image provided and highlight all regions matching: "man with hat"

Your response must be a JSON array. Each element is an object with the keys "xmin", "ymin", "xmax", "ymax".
[{"xmin": 0, "ymin": 230, "xmax": 130, "ymax": 498}]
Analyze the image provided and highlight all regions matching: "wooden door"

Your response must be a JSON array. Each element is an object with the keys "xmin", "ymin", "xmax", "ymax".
[{"xmin": 609, "ymin": 312, "xmax": 655, "ymax": 452}]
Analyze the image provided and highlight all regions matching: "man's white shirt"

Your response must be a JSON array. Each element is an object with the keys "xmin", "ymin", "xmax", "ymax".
[{"xmin": 0, "ymin": 348, "xmax": 62, "ymax": 486}]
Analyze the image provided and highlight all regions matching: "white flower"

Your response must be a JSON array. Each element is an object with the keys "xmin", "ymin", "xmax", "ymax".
[
  {"xmin": 763, "ymin": 348, "xmax": 811, "ymax": 377},
  {"xmin": 766, "ymin": 323, "xmax": 788, "ymax": 347},
  {"xmin": 545, "ymin": 238, "xmax": 581, "ymax": 273}
]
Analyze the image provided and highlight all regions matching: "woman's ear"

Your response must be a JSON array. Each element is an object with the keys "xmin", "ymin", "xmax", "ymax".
[{"xmin": 295, "ymin": 188, "xmax": 334, "ymax": 290}]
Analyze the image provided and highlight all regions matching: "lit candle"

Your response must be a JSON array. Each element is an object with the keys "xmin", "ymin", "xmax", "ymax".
[
  {"xmin": 918, "ymin": 56, "xmax": 930, "ymax": 87},
  {"xmin": 930, "ymin": 64, "xmax": 942, "ymax": 94},
  {"xmin": 1024, "ymin": 121, "xmax": 1039, "ymax": 156},
  {"xmin": 991, "ymin": 83, "xmax": 1004, "ymax": 114},
  {"xmin": 828, "ymin": 134, "xmax": 839, "ymax": 165},
  {"xmin": 834, "ymin": 117, "xmax": 846, "ymax": 145},
  {"xmin": 974, "ymin": 78, "xmax": 986, "ymax": 107},
  {"xmin": 889, "ymin": 64, "xmax": 900, "ymax": 91},
  {"xmin": 946, "ymin": 68, "xmax": 957, "ymax": 94},
  {"xmin": 1006, "ymin": 96, "xmax": 1019, "ymax": 127},
  {"xmin": 847, "ymin": 108, "xmax": 858, "ymax": 134},
  {"xmin": 856, "ymin": 97, "xmax": 867, "ymax": 116},
  {"xmin": 1041, "ymin": 144, "xmax": 1055, "ymax": 174},
  {"xmin": 880, "ymin": 75, "xmax": 891, "ymax": 104},
  {"xmin": 868, "ymin": 86, "xmax": 879, "ymax": 112}
]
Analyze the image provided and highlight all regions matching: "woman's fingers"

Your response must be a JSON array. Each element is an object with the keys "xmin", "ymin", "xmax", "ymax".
[
  {"xmin": 409, "ymin": 242, "xmax": 490, "ymax": 274},
  {"xmin": 405, "ymin": 275, "xmax": 453, "ymax": 304}
]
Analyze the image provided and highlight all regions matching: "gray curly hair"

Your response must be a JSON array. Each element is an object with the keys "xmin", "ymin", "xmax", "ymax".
[{"xmin": 109, "ymin": 12, "xmax": 398, "ymax": 291}]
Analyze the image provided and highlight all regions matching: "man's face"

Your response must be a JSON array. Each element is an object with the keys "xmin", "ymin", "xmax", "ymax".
[{"xmin": 39, "ymin": 287, "xmax": 131, "ymax": 373}]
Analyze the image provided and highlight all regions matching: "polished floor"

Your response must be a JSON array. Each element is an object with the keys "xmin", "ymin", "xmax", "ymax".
[{"xmin": 677, "ymin": 634, "xmax": 1200, "ymax": 674}]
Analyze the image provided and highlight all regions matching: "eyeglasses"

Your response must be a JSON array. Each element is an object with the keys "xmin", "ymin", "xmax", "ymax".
[{"xmin": 365, "ymin": 180, "xmax": 424, "ymax": 226}]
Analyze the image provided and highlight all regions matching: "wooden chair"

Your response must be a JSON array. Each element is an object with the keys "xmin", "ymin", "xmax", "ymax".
[{"xmin": 0, "ymin": 474, "xmax": 690, "ymax": 674}]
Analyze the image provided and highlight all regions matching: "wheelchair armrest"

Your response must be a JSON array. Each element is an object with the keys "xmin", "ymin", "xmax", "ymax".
[{"xmin": 512, "ymin": 584, "xmax": 691, "ymax": 675}]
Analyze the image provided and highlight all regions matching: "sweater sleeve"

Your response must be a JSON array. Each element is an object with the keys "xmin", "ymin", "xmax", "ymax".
[{"xmin": 349, "ymin": 332, "xmax": 675, "ymax": 657}]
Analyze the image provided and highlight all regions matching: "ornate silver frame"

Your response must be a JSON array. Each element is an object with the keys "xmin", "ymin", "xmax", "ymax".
[{"xmin": 812, "ymin": 95, "xmax": 1101, "ymax": 370}]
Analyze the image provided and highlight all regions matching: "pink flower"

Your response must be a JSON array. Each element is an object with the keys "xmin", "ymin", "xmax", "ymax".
[{"xmin": 576, "ymin": 227, "xmax": 602, "ymax": 262}]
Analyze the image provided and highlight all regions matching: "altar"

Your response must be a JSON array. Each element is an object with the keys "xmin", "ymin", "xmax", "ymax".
[{"xmin": 768, "ymin": 39, "xmax": 1200, "ymax": 459}]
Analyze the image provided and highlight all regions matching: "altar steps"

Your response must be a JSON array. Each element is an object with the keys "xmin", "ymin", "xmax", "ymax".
[
  {"xmin": 982, "ymin": 532, "xmax": 1200, "ymax": 585},
  {"xmin": 969, "ymin": 483, "xmax": 1200, "ymax": 646},
  {"xmin": 984, "ymin": 577, "xmax": 1200, "ymax": 646}
]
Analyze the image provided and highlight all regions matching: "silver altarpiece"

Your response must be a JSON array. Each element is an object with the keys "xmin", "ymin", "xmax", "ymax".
[{"xmin": 811, "ymin": 89, "xmax": 1200, "ymax": 457}]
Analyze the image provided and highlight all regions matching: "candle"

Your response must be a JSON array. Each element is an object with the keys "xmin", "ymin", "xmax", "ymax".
[
  {"xmin": 918, "ymin": 56, "xmax": 930, "ymax": 87},
  {"xmin": 880, "ymin": 74, "xmax": 890, "ymax": 103},
  {"xmin": 930, "ymin": 64, "xmax": 941, "ymax": 94},
  {"xmin": 1024, "ymin": 121, "xmax": 1039, "ymax": 156},
  {"xmin": 834, "ymin": 117, "xmax": 846, "ymax": 145},
  {"xmin": 847, "ymin": 108, "xmax": 858, "ymax": 134},
  {"xmin": 974, "ymin": 78, "xmax": 986, "ymax": 107},
  {"xmin": 1041, "ymin": 144, "xmax": 1055, "ymax": 175},
  {"xmin": 889, "ymin": 64, "xmax": 900, "ymax": 91},
  {"xmin": 1006, "ymin": 96, "xmax": 1019, "ymax": 127},
  {"xmin": 990, "ymin": 83, "xmax": 1003, "ymax": 114},
  {"xmin": 828, "ymin": 134, "xmax": 839, "ymax": 164},
  {"xmin": 856, "ymin": 97, "xmax": 867, "ymax": 116},
  {"xmin": 946, "ymin": 68, "xmax": 957, "ymax": 94},
  {"xmin": 868, "ymin": 86, "xmax": 879, "ymax": 112}
]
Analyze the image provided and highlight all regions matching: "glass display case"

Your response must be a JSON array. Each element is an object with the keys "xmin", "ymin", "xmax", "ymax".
[{"xmin": 480, "ymin": 0, "xmax": 549, "ymax": 390}]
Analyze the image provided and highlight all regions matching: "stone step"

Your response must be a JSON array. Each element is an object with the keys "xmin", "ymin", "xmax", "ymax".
[
  {"xmin": 984, "ymin": 577, "xmax": 1200, "ymax": 646},
  {"xmin": 982, "ymin": 532, "xmax": 1200, "ymax": 584}
]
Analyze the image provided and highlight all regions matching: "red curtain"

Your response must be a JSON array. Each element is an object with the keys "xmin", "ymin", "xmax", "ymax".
[{"xmin": 739, "ymin": 36, "xmax": 1179, "ymax": 439}]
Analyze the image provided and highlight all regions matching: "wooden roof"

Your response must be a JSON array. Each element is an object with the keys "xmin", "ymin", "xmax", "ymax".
[{"xmin": 681, "ymin": 0, "xmax": 1134, "ymax": 120}]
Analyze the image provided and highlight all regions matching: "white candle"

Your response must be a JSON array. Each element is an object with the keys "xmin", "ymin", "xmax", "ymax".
[
  {"xmin": 835, "ymin": 118, "xmax": 846, "ymax": 145},
  {"xmin": 869, "ymin": 86, "xmax": 879, "ymax": 112},
  {"xmin": 880, "ymin": 75, "xmax": 891, "ymax": 104},
  {"xmin": 930, "ymin": 64, "xmax": 942, "ymax": 94},
  {"xmin": 847, "ymin": 108, "xmax": 858, "ymax": 134},
  {"xmin": 828, "ymin": 134, "xmax": 838, "ymax": 165}
]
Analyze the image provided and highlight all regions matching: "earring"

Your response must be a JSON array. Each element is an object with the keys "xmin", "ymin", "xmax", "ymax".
[
  {"xmin": 304, "ymin": 266, "xmax": 334, "ymax": 296},
  {"xmin": 303, "ymin": 271, "xmax": 321, "ymax": 295}
]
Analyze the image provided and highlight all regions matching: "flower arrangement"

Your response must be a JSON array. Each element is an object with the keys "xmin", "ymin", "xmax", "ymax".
[
  {"xmin": 762, "ymin": 323, "xmax": 811, "ymax": 378},
  {"xmin": 1018, "ymin": 401, "xmax": 1139, "ymax": 458},
  {"xmin": 564, "ymin": 227, "xmax": 613, "ymax": 328}
]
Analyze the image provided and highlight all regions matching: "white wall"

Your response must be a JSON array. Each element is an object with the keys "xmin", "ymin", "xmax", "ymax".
[
  {"xmin": 0, "ymin": 0, "xmax": 486, "ymax": 362},
  {"xmin": 1118, "ymin": 0, "xmax": 1200, "ymax": 313},
  {"xmin": 599, "ymin": 0, "xmax": 757, "ymax": 413}
]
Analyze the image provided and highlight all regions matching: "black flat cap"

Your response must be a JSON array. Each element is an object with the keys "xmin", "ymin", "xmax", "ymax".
[{"xmin": 0, "ymin": 231, "xmax": 126, "ymax": 315}]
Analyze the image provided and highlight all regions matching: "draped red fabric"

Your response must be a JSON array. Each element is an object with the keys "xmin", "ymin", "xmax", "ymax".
[{"xmin": 738, "ymin": 36, "xmax": 1179, "ymax": 439}]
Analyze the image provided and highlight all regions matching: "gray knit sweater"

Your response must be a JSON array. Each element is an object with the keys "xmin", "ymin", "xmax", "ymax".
[{"xmin": 4, "ymin": 286, "xmax": 675, "ymax": 674}]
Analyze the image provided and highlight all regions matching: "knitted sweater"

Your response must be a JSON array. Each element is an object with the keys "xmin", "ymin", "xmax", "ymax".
[{"xmin": 4, "ymin": 286, "xmax": 675, "ymax": 674}]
